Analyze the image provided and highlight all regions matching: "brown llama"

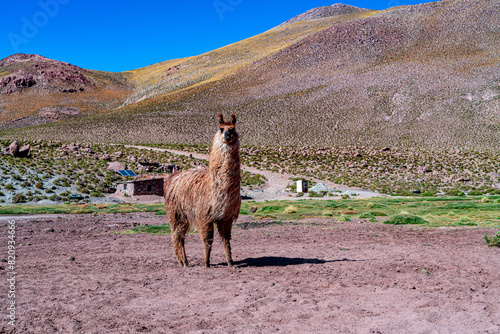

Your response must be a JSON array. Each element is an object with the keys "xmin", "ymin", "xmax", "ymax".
[{"xmin": 163, "ymin": 114, "xmax": 241, "ymax": 268}]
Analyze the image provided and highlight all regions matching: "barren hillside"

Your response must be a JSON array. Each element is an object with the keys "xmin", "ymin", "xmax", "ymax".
[{"xmin": 1, "ymin": 0, "xmax": 499, "ymax": 150}]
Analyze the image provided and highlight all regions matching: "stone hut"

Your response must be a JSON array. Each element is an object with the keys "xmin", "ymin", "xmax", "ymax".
[{"xmin": 116, "ymin": 176, "xmax": 165, "ymax": 196}]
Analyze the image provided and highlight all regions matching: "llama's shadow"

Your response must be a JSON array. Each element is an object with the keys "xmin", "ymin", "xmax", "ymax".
[{"xmin": 233, "ymin": 256, "xmax": 356, "ymax": 268}]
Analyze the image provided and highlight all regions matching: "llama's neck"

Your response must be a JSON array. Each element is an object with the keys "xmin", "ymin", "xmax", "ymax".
[{"xmin": 208, "ymin": 134, "xmax": 240, "ymax": 191}]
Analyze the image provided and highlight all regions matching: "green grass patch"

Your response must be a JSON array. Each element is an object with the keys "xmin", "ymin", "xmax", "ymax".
[
  {"xmin": 0, "ymin": 203, "xmax": 164, "ymax": 215},
  {"xmin": 118, "ymin": 223, "xmax": 171, "ymax": 235},
  {"xmin": 384, "ymin": 214, "xmax": 429, "ymax": 225}
]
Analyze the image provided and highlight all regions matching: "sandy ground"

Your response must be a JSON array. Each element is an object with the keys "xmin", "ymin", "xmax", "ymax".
[{"xmin": 1, "ymin": 212, "xmax": 499, "ymax": 333}]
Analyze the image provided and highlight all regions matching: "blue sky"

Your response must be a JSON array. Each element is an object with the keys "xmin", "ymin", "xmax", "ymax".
[{"xmin": 1, "ymin": 0, "xmax": 432, "ymax": 72}]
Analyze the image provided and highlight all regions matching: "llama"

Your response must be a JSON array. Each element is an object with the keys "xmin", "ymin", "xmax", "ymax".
[{"xmin": 163, "ymin": 114, "xmax": 241, "ymax": 268}]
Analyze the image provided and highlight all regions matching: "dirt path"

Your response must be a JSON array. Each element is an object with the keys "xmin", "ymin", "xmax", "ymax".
[
  {"xmin": 1, "ymin": 213, "xmax": 499, "ymax": 333},
  {"xmin": 124, "ymin": 145, "xmax": 383, "ymax": 201}
]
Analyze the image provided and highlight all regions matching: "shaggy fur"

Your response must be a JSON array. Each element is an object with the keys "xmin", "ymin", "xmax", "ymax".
[{"xmin": 163, "ymin": 114, "xmax": 241, "ymax": 268}]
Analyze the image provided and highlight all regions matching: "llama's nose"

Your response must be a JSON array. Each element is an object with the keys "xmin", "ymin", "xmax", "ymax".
[{"xmin": 224, "ymin": 132, "xmax": 231, "ymax": 141}]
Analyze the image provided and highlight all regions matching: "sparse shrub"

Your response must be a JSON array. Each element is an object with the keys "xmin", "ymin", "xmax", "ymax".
[
  {"xmin": 484, "ymin": 231, "xmax": 500, "ymax": 247},
  {"xmin": 90, "ymin": 191, "xmax": 104, "ymax": 197},
  {"xmin": 445, "ymin": 188, "xmax": 465, "ymax": 197},
  {"xmin": 341, "ymin": 194, "xmax": 350, "ymax": 200},
  {"xmin": 5, "ymin": 184, "xmax": 14, "ymax": 191},
  {"xmin": 35, "ymin": 182, "xmax": 43, "ymax": 189},
  {"xmin": 366, "ymin": 202, "xmax": 375, "ymax": 209},
  {"xmin": 11, "ymin": 193, "xmax": 27, "ymax": 204},
  {"xmin": 336, "ymin": 215, "xmax": 351, "ymax": 222},
  {"xmin": 322, "ymin": 210, "xmax": 334, "ymax": 216},
  {"xmin": 368, "ymin": 218, "xmax": 378, "ymax": 222},
  {"xmin": 45, "ymin": 189, "xmax": 54, "ymax": 194},
  {"xmin": 284, "ymin": 205, "xmax": 298, "ymax": 214},
  {"xmin": 481, "ymin": 197, "xmax": 489, "ymax": 203},
  {"xmin": 467, "ymin": 189, "xmax": 483, "ymax": 196},
  {"xmin": 369, "ymin": 211, "xmax": 387, "ymax": 217},
  {"xmin": 49, "ymin": 195, "xmax": 61, "ymax": 202},
  {"xmin": 360, "ymin": 212, "xmax": 375, "ymax": 219},
  {"xmin": 297, "ymin": 192, "xmax": 303, "ymax": 197}
]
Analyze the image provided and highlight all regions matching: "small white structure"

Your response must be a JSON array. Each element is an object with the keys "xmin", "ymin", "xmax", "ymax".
[{"xmin": 296, "ymin": 180, "xmax": 308, "ymax": 193}]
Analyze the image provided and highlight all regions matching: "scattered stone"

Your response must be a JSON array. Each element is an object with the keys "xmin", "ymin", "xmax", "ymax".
[
  {"xmin": 67, "ymin": 256, "xmax": 75, "ymax": 261},
  {"xmin": 100, "ymin": 153, "xmax": 111, "ymax": 160}
]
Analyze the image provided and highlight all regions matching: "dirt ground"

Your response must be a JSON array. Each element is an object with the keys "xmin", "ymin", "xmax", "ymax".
[{"xmin": 1, "ymin": 212, "xmax": 499, "ymax": 333}]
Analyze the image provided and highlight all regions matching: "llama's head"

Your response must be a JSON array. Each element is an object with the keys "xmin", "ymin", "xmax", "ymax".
[{"xmin": 218, "ymin": 114, "xmax": 238, "ymax": 145}]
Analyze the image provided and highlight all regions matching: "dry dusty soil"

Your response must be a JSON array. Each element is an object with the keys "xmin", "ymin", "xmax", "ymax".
[{"xmin": 1, "ymin": 212, "xmax": 499, "ymax": 333}]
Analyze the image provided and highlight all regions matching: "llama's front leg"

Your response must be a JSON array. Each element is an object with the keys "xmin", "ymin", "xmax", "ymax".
[
  {"xmin": 222, "ymin": 238, "xmax": 234, "ymax": 268},
  {"xmin": 217, "ymin": 221, "xmax": 234, "ymax": 268},
  {"xmin": 200, "ymin": 224, "xmax": 214, "ymax": 268},
  {"xmin": 171, "ymin": 230, "xmax": 188, "ymax": 267}
]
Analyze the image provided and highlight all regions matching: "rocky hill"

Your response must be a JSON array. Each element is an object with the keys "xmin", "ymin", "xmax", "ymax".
[
  {"xmin": 1, "ymin": 0, "xmax": 499, "ymax": 150},
  {"xmin": 280, "ymin": 3, "xmax": 370, "ymax": 26},
  {"xmin": 0, "ymin": 54, "xmax": 131, "ymax": 129}
]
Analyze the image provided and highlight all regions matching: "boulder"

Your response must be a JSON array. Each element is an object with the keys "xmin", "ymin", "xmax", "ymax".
[
  {"xmin": 17, "ymin": 144, "xmax": 31, "ymax": 158},
  {"xmin": 108, "ymin": 161, "xmax": 126, "ymax": 172},
  {"xmin": 8, "ymin": 141, "xmax": 19, "ymax": 156}
]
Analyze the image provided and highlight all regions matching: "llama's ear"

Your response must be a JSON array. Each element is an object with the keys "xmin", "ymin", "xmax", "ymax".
[
  {"xmin": 218, "ymin": 114, "xmax": 224, "ymax": 125},
  {"xmin": 231, "ymin": 114, "xmax": 236, "ymax": 125}
]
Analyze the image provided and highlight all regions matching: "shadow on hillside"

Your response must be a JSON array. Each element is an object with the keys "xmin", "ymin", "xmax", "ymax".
[{"xmin": 233, "ymin": 256, "xmax": 360, "ymax": 268}]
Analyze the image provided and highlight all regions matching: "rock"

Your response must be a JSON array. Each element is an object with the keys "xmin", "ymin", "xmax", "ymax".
[
  {"xmin": 456, "ymin": 177, "xmax": 471, "ymax": 182},
  {"xmin": 108, "ymin": 161, "xmax": 126, "ymax": 172},
  {"xmin": 8, "ymin": 141, "xmax": 19, "ymax": 156},
  {"xmin": 18, "ymin": 144, "xmax": 31, "ymax": 158},
  {"xmin": 417, "ymin": 165, "xmax": 431, "ymax": 174},
  {"xmin": 112, "ymin": 151, "xmax": 123, "ymax": 159},
  {"xmin": 126, "ymin": 155, "xmax": 138, "ymax": 163},
  {"xmin": 100, "ymin": 153, "xmax": 110, "ymax": 160},
  {"xmin": 249, "ymin": 206, "xmax": 259, "ymax": 213},
  {"xmin": 80, "ymin": 147, "xmax": 93, "ymax": 154}
]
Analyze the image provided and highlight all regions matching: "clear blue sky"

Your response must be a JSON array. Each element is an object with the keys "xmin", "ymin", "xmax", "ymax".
[{"xmin": 1, "ymin": 0, "xmax": 431, "ymax": 72}]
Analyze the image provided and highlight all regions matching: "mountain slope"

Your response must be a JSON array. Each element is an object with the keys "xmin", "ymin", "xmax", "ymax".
[
  {"xmin": 121, "ymin": 6, "xmax": 375, "ymax": 106},
  {"xmin": 0, "ymin": 54, "xmax": 132, "ymax": 129},
  {"xmin": 2, "ymin": 0, "xmax": 500, "ymax": 150}
]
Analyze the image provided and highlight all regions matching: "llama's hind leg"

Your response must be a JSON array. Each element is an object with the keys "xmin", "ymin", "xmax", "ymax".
[
  {"xmin": 199, "ymin": 223, "xmax": 214, "ymax": 268},
  {"xmin": 217, "ymin": 221, "xmax": 234, "ymax": 268},
  {"xmin": 171, "ymin": 223, "xmax": 189, "ymax": 267}
]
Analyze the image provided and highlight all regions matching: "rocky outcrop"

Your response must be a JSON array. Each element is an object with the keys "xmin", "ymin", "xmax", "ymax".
[{"xmin": 1, "ymin": 141, "xmax": 31, "ymax": 158}]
